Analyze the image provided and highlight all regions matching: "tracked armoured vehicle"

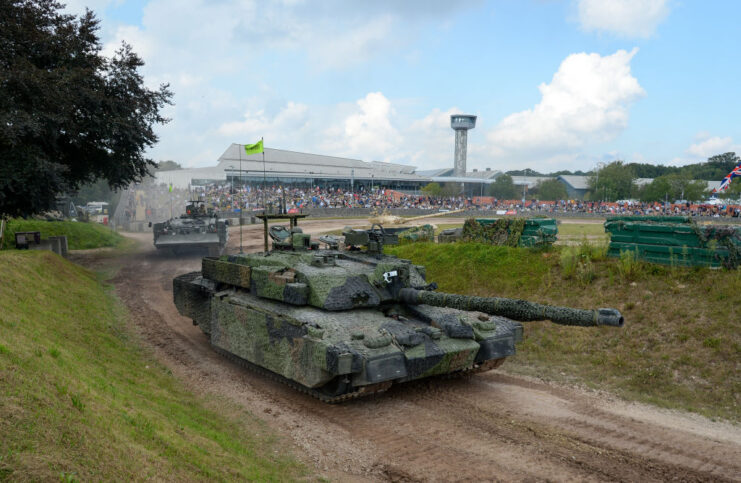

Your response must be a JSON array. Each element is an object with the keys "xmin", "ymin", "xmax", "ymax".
[
  {"xmin": 153, "ymin": 200, "xmax": 229, "ymax": 256},
  {"xmin": 174, "ymin": 222, "xmax": 623, "ymax": 402}
]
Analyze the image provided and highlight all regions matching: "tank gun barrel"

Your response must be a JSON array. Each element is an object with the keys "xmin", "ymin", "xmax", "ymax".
[{"xmin": 398, "ymin": 288, "xmax": 624, "ymax": 327}]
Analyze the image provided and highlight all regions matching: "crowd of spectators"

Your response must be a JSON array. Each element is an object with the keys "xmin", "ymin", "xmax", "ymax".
[
  {"xmin": 193, "ymin": 184, "xmax": 741, "ymax": 218},
  {"xmin": 502, "ymin": 199, "xmax": 741, "ymax": 217},
  {"xmin": 116, "ymin": 183, "xmax": 741, "ymax": 223},
  {"xmin": 193, "ymin": 184, "xmax": 468, "ymax": 212}
]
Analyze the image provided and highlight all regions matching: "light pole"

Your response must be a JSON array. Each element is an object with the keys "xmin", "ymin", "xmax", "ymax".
[{"xmin": 228, "ymin": 165, "xmax": 235, "ymax": 196}]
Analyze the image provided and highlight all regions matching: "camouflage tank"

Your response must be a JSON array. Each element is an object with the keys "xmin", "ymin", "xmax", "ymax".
[
  {"xmin": 153, "ymin": 200, "xmax": 229, "ymax": 256},
  {"xmin": 174, "ymin": 223, "xmax": 623, "ymax": 402}
]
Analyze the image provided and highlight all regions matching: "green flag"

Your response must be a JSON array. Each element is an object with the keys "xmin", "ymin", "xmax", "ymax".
[
  {"xmin": 244, "ymin": 139, "xmax": 264, "ymax": 155},
  {"xmin": 168, "ymin": 183, "xmax": 173, "ymax": 193}
]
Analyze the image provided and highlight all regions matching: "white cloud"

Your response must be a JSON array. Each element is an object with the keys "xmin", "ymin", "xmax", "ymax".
[
  {"xmin": 209, "ymin": 93, "xmax": 460, "ymax": 169},
  {"xmin": 404, "ymin": 108, "xmax": 461, "ymax": 168},
  {"xmin": 88, "ymin": 0, "xmax": 479, "ymax": 166},
  {"xmin": 318, "ymin": 92, "xmax": 402, "ymax": 161},
  {"xmin": 687, "ymin": 136, "xmax": 739, "ymax": 159},
  {"xmin": 304, "ymin": 16, "xmax": 397, "ymax": 70},
  {"xmin": 486, "ymin": 49, "xmax": 645, "ymax": 167},
  {"xmin": 577, "ymin": 0, "xmax": 670, "ymax": 38},
  {"xmin": 218, "ymin": 102, "xmax": 310, "ymax": 140}
]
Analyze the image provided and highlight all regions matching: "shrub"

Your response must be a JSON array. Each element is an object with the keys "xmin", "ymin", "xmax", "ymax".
[
  {"xmin": 560, "ymin": 246, "xmax": 578, "ymax": 279},
  {"xmin": 617, "ymin": 249, "xmax": 641, "ymax": 281}
]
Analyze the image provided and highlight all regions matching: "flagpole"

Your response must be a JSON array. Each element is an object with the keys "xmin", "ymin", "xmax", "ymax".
[
  {"xmin": 262, "ymin": 137, "xmax": 266, "ymax": 213},
  {"xmin": 239, "ymin": 145, "xmax": 243, "ymax": 254}
]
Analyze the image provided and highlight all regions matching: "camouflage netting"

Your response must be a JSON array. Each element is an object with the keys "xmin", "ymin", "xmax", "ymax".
[
  {"xmin": 462, "ymin": 218, "xmax": 526, "ymax": 247},
  {"xmin": 397, "ymin": 224, "xmax": 434, "ymax": 244},
  {"xmin": 696, "ymin": 224, "xmax": 741, "ymax": 269},
  {"xmin": 605, "ymin": 216, "xmax": 741, "ymax": 269}
]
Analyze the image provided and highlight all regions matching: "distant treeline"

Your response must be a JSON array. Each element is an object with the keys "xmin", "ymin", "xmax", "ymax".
[{"xmin": 507, "ymin": 152, "xmax": 739, "ymax": 181}]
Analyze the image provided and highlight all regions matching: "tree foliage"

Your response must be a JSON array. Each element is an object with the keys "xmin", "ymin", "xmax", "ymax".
[
  {"xmin": 587, "ymin": 161, "xmax": 635, "ymax": 201},
  {"xmin": 439, "ymin": 183, "xmax": 462, "ymax": 197},
  {"xmin": 535, "ymin": 179, "xmax": 568, "ymax": 201},
  {"xmin": 639, "ymin": 173, "xmax": 709, "ymax": 202},
  {"xmin": 156, "ymin": 160, "xmax": 182, "ymax": 171},
  {"xmin": 488, "ymin": 174, "xmax": 517, "ymax": 199},
  {"xmin": 420, "ymin": 182, "xmax": 442, "ymax": 197},
  {"xmin": 717, "ymin": 181, "xmax": 741, "ymax": 200},
  {"xmin": 625, "ymin": 152, "xmax": 740, "ymax": 180},
  {"xmin": 505, "ymin": 169, "xmax": 545, "ymax": 177},
  {"xmin": 70, "ymin": 178, "xmax": 121, "ymax": 213},
  {"xmin": 0, "ymin": 0, "xmax": 172, "ymax": 217}
]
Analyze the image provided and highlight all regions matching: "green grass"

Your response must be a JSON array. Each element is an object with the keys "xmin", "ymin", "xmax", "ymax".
[
  {"xmin": 557, "ymin": 222, "xmax": 607, "ymax": 236},
  {"xmin": 0, "ymin": 251, "xmax": 304, "ymax": 480},
  {"xmin": 1, "ymin": 219, "xmax": 126, "ymax": 250},
  {"xmin": 386, "ymin": 242, "xmax": 741, "ymax": 422}
]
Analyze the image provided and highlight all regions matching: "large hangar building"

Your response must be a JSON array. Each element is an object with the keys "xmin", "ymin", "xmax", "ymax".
[{"xmin": 155, "ymin": 143, "xmax": 503, "ymax": 194}]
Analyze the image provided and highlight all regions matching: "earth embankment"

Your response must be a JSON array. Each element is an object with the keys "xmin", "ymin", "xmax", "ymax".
[{"xmin": 69, "ymin": 222, "xmax": 741, "ymax": 482}]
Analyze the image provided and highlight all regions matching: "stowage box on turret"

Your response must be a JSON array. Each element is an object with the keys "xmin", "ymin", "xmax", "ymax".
[{"xmin": 174, "ymin": 223, "xmax": 623, "ymax": 402}]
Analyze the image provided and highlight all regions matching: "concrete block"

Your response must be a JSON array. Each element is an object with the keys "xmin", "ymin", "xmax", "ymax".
[{"xmin": 48, "ymin": 236, "xmax": 68, "ymax": 258}]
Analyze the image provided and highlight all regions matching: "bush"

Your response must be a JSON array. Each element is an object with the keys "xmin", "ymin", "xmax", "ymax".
[
  {"xmin": 560, "ymin": 246, "xmax": 578, "ymax": 279},
  {"xmin": 617, "ymin": 249, "xmax": 641, "ymax": 281}
]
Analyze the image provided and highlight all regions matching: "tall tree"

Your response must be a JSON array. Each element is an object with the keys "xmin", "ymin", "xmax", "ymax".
[
  {"xmin": 640, "ymin": 173, "xmax": 709, "ymax": 202},
  {"xmin": 587, "ymin": 161, "xmax": 635, "ymax": 201},
  {"xmin": 488, "ymin": 174, "xmax": 517, "ymax": 199},
  {"xmin": 0, "ymin": 0, "xmax": 172, "ymax": 217},
  {"xmin": 535, "ymin": 179, "xmax": 568, "ymax": 201}
]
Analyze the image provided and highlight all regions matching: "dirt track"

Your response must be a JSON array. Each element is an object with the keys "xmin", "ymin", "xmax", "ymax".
[{"xmin": 72, "ymin": 220, "xmax": 741, "ymax": 482}]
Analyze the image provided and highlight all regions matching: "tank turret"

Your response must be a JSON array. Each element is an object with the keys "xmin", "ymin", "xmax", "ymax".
[{"xmin": 174, "ymin": 223, "xmax": 623, "ymax": 402}]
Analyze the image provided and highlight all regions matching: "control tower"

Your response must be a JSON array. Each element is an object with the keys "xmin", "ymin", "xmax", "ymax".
[{"xmin": 451, "ymin": 114, "xmax": 476, "ymax": 178}]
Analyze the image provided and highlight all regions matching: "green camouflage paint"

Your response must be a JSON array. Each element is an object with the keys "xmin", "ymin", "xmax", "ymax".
[{"xmin": 173, "ymin": 226, "xmax": 622, "ymax": 401}]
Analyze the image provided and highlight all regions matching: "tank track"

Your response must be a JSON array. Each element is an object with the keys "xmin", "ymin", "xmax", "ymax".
[
  {"xmin": 438, "ymin": 357, "xmax": 506, "ymax": 380},
  {"xmin": 213, "ymin": 344, "xmax": 506, "ymax": 403},
  {"xmin": 211, "ymin": 345, "xmax": 391, "ymax": 403}
]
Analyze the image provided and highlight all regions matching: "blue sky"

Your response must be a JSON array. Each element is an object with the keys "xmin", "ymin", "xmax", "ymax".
[{"xmin": 63, "ymin": 0, "xmax": 740, "ymax": 172}]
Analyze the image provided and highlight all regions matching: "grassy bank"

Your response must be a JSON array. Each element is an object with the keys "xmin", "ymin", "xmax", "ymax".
[
  {"xmin": 1, "ymin": 219, "xmax": 125, "ymax": 250},
  {"xmin": 386, "ymin": 242, "xmax": 740, "ymax": 422},
  {"xmin": 0, "ymin": 251, "xmax": 303, "ymax": 480}
]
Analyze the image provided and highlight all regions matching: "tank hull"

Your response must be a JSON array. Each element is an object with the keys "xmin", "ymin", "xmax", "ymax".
[
  {"xmin": 153, "ymin": 217, "xmax": 228, "ymax": 256},
  {"xmin": 174, "ymin": 272, "xmax": 523, "ymax": 401},
  {"xmin": 154, "ymin": 233, "xmax": 225, "ymax": 255}
]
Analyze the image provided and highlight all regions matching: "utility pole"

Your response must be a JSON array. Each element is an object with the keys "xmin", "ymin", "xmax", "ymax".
[{"xmin": 522, "ymin": 168, "xmax": 528, "ymax": 204}]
